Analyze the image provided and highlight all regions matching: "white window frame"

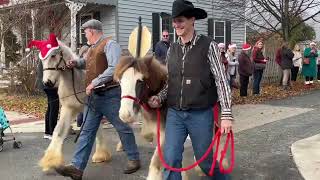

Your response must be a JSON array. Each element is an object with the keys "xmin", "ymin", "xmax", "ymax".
[
  {"xmin": 160, "ymin": 16, "xmax": 177, "ymax": 42},
  {"xmin": 79, "ymin": 13, "xmax": 94, "ymax": 45},
  {"xmin": 214, "ymin": 20, "xmax": 226, "ymax": 44}
]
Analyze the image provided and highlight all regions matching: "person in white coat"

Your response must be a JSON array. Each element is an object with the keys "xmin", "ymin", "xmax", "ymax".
[
  {"xmin": 291, "ymin": 44, "xmax": 302, "ymax": 82},
  {"xmin": 226, "ymin": 43, "xmax": 239, "ymax": 88}
]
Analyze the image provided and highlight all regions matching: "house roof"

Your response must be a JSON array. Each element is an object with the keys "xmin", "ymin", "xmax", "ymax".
[{"xmin": 72, "ymin": 0, "xmax": 117, "ymax": 6}]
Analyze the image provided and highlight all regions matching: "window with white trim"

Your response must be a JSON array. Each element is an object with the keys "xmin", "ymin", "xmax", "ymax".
[
  {"xmin": 79, "ymin": 13, "xmax": 94, "ymax": 45},
  {"xmin": 214, "ymin": 21, "xmax": 225, "ymax": 44},
  {"xmin": 160, "ymin": 14, "xmax": 176, "ymax": 42}
]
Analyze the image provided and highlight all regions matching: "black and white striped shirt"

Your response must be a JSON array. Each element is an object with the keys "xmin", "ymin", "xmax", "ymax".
[{"xmin": 158, "ymin": 33, "xmax": 233, "ymax": 120}]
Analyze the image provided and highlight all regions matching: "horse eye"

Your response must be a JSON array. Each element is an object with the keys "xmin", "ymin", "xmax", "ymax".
[{"xmin": 51, "ymin": 55, "xmax": 56, "ymax": 58}]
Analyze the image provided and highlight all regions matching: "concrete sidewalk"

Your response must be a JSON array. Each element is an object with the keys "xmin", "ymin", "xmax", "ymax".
[
  {"xmin": 291, "ymin": 135, "xmax": 320, "ymax": 180},
  {"xmin": 4, "ymin": 111, "xmax": 43, "ymax": 133}
]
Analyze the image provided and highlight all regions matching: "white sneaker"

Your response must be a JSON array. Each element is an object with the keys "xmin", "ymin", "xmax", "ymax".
[
  {"xmin": 43, "ymin": 134, "xmax": 52, "ymax": 140},
  {"xmin": 318, "ymin": 80, "xmax": 320, "ymax": 82},
  {"xmin": 305, "ymin": 81, "xmax": 310, "ymax": 85},
  {"xmin": 310, "ymin": 80, "xmax": 314, "ymax": 84}
]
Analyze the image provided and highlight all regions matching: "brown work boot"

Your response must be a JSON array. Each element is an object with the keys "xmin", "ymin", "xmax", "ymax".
[
  {"xmin": 55, "ymin": 164, "xmax": 83, "ymax": 180},
  {"xmin": 123, "ymin": 160, "xmax": 141, "ymax": 174}
]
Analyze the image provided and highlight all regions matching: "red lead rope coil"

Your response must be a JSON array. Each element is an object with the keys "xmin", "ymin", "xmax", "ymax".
[{"xmin": 121, "ymin": 96, "xmax": 235, "ymax": 176}]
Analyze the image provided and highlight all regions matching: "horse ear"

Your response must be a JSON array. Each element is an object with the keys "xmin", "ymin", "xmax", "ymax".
[{"xmin": 143, "ymin": 55, "xmax": 153, "ymax": 67}]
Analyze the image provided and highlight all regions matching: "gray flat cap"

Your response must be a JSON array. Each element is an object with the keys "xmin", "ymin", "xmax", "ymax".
[{"xmin": 82, "ymin": 19, "xmax": 103, "ymax": 30}]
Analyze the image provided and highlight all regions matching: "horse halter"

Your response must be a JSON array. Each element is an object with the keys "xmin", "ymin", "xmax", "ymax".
[
  {"xmin": 121, "ymin": 78, "xmax": 152, "ymax": 114},
  {"xmin": 43, "ymin": 51, "xmax": 67, "ymax": 71},
  {"xmin": 131, "ymin": 78, "xmax": 151, "ymax": 113}
]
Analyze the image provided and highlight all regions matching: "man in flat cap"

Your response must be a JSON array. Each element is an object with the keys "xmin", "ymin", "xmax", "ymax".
[
  {"xmin": 55, "ymin": 19, "xmax": 141, "ymax": 180},
  {"xmin": 148, "ymin": 0, "xmax": 233, "ymax": 179}
]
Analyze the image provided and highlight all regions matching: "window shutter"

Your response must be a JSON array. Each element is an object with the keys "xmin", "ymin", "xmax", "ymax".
[
  {"xmin": 208, "ymin": 18, "xmax": 214, "ymax": 39},
  {"xmin": 226, "ymin": 20, "xmax": 231, "ymax": 46},
  {"xmin": 152, "ymin": 13, "xmax": 160, "ymax": 51},
  {"xmin": 93, "ymin": 12, "xmax": 101, "ymax": 21}
]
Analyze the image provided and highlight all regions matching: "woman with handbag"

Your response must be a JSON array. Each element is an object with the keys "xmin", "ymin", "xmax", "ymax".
[
  {"xmin": 252, "ymin": 40, "xmax": 268, "ymax": 95},
  {"xmin": 302, "ymin": 42, "xmax": 318, "ymax": 85}
]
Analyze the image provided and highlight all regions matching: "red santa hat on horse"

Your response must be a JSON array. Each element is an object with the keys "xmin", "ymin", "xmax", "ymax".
[{"xmin": 26, "ymin": 33, "xmax": 60, "ymax": 60}]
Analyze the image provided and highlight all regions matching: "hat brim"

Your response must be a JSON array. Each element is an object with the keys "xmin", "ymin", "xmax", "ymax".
[
  {"xmin": 242, "ymin": 47, "xmax": 251, "ymax": 51},
  {"xmin": 173, "ymin": 8, "xmax": 207, "ymax": 20}
]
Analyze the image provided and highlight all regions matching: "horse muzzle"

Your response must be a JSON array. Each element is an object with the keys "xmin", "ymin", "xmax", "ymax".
[{"xmin": 43, "ymin": 80, "xmax": 56, "ymax": 88}]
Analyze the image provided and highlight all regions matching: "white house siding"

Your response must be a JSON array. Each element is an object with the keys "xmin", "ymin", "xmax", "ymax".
[
  {"xmin": 99, "ymin": 6, "xmax": 116, "ymax": 38},
  {"xmin": 117, "ymin": 0, "xmax": 245, "ymax": 49}
]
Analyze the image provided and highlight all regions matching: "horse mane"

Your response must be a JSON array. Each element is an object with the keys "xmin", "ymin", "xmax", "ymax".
[
  {"xmin": 58, "ymin": 41, "xmax": 79, "ymax": 61},
  {"xmin": 114, "ymin": 55, "xmax": 167, "ymax": 93}
]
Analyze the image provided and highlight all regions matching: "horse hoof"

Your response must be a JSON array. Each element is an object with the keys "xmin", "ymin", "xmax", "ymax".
[
  {"xmin": 92, "ymin": 149, "xmax": 111, "ymax": 163},
  {"xmin": 116, "ymin": 141, "xmax": 123, "ymax": 152},
  {"xmin": 39, "ymin": 150, "xmax": 64, "ymax": 172}
]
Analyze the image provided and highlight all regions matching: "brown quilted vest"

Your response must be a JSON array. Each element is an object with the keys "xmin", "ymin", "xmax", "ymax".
[{"xmin": 85, "ymin": 36, "xmax": 112, "ymax": 86}]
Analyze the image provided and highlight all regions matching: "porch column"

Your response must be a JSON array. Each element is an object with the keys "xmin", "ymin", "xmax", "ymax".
[
  {"xmin": 31, "ymin": 9, "xmax": 37, "ymax": 40},
  {"xmin": 0, "ymin": 18, "xmax": 5, "ymax": 73},
  {"xmin": 66, "ymin": 1, "xmax": 86, "ymax": 52}
]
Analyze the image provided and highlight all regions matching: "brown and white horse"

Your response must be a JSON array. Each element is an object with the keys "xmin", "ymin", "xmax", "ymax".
[
  {"xmin": 114, "ymin": 56, "xmax": 191, "ymax": 180},
  {"xmin": 38, "ymin": 41, "xmax": 113, "ymax": 172}
]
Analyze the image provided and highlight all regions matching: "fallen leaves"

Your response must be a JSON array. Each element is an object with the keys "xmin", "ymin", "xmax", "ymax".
[
  {"xmin": 0, "ymin": 94, "xmax": 47, "ymax": 119},
  {"xmin": 232, "ymin": 81, "xmax": 320, "ymax": 105}
]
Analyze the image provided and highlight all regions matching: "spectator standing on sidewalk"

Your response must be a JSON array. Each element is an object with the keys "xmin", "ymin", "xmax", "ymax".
[
  {"xmin": 218, "ymin": 43, "xmax": 228, "ymax": 74},
  {"xmin": 252, "ymin": 40, "xmax": 268, "ymax": 95},
  {"xmin": 226, "ymin": 43, "xmax": 238, "ymax": 89},
  {"xmin": 238, "ymin": 43, "xmax": 253, "ymax": 96},
  {"xmin": 35, "ymin": 62, "xmax": 59, "ymax": 140},
  {"xmin": 302, "ymin": 42, "xmax": 318, "ymax": 85},
  {"xmin": 291, "ymin": 44, "xmax": 302, "ymax": 82},
  {"xmin": 154, "ymin": 29, "xmax": 171, "ymax": 64},
  {"xmin": 279, "ymin": 42, "xmax": 294, "ymax": 90}
]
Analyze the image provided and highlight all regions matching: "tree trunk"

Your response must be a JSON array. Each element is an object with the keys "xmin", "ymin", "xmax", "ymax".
[{"xmin": 282, "ymin": 0, "xmax": 290, "ymax": 41}]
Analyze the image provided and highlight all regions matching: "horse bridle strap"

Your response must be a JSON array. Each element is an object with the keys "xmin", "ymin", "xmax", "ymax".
[
  {"xmin": 121, "ymin": 95, "xmax": 150, "ymax": 111},
  {"xmin": 43, "ymin": 52, "xmax": 67, "ymax": 71}
]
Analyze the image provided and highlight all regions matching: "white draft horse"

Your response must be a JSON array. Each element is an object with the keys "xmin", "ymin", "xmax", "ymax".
[
  {"xmin": 37, "ymin": 41, "xmax": 113, "ymax": 171},
  {"xmin": 114, "ymin": 56, "xmax": 193, "ymax": 180}
]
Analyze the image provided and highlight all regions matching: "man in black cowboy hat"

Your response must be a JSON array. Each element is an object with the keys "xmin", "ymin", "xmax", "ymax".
[{"xmin": 148, "ymin": 0, "xmax": 233, "ymax": 179}]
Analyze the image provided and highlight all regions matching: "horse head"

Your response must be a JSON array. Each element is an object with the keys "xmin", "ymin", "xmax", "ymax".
[
  {"xmin": 29, "ymin": 34, "xmax": 78, "ymax": 88},
  {"xmin": 114, "ymin": 55, "xmax": 167, "ymax": 123}
]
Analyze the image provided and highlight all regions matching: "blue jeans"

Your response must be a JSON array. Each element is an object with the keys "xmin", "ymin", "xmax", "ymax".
[
  {"xmin": 163, "ymin": 107, "xmax": 231, "ymax": 180},
  {"xmin": 72, "ymin": 87, "xmax": 139, "ymax": 171},
  {"xmin": 253, "ymin": 69, "xmax": 264, "ymax": 94}
]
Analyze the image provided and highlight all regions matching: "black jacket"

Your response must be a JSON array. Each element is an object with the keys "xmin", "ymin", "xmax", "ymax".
[
  {"xmin": 154, "ymin": 41, "xmax": 170, "ymax": 64},
  {"xmin": 280, "ymin": 47, "xmax": 294, "ymax": 69}
]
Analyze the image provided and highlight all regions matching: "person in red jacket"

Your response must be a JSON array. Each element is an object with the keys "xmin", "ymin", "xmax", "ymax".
[{"xmin": 252, "ymin": 40, "xmax": 268, "ymax": 95}]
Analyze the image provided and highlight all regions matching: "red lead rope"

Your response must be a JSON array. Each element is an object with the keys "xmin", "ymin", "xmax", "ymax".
[{"xmin": 121, "ymin": 96, "xmax": 235, "ymax": 176}]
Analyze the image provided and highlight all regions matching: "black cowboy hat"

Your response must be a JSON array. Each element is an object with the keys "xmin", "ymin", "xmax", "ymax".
[{"xmin": 172, "ymin": 0, "xmax": 207, "ymax": 20}]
